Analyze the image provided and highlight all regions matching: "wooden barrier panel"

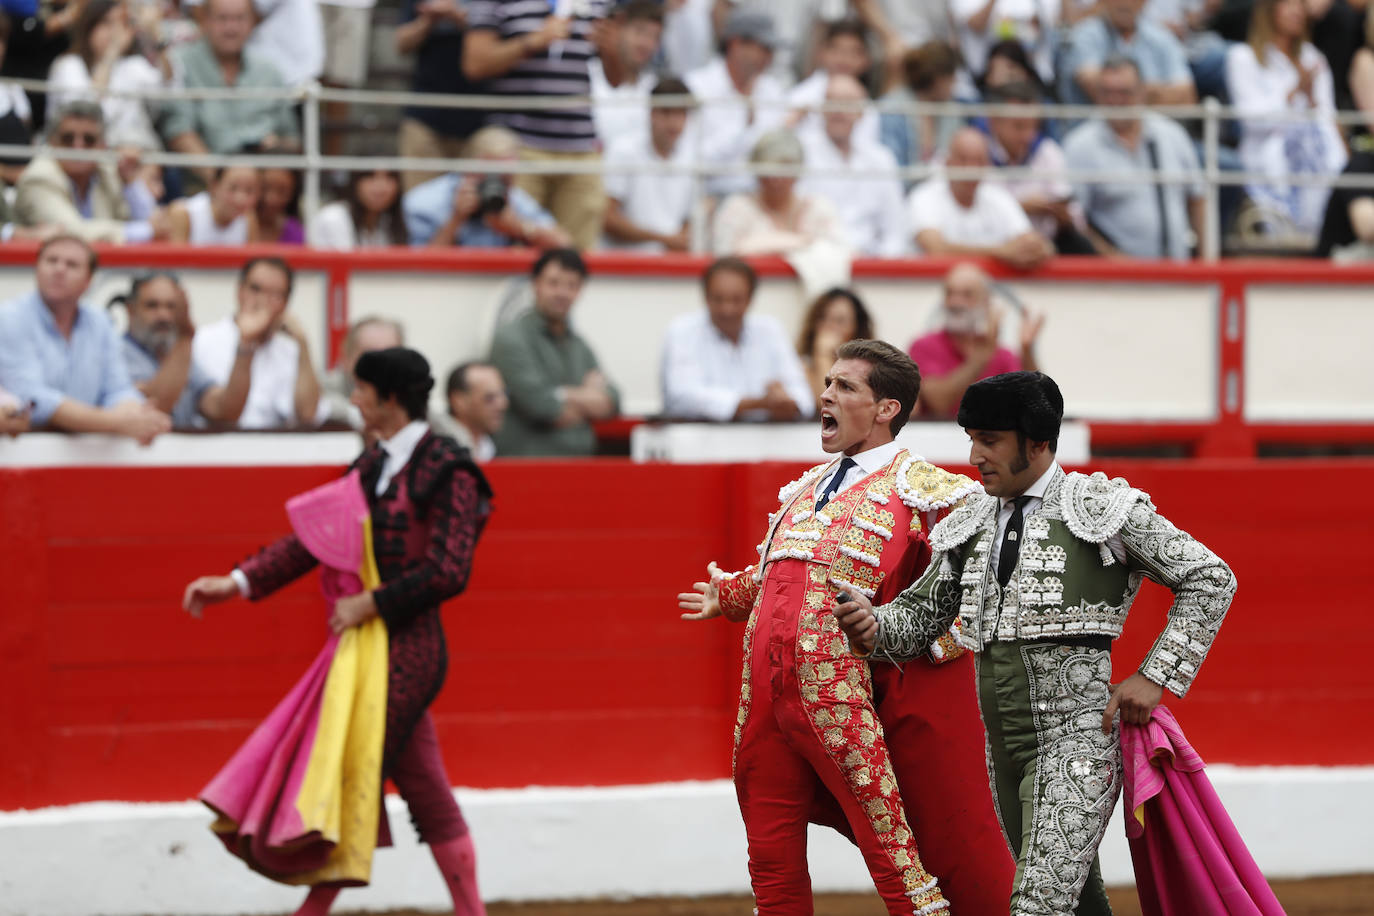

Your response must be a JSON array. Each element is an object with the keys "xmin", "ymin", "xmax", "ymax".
[{"xmin": 3, "ymin": 456, "xmax": 1373, "ymax": 811}]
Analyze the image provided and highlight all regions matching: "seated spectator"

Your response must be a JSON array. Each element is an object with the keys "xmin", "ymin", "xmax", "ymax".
[
  {"xmin": 788, "ymin": 19, "xmax": 882, "ymax": 147},
  {"xmin": 879, "ymin": 40, "xmax": 961, "ymax": 171},
  {"xmin": 403, "ymin": 125, "xmax": 569, "ymax": 249},
  {"xmin": 907, "ymin": 127, "xmax": 1053, "ymax": 269},
  {"xmin": 184, "ymin": 0, "xmax": 324, "ymax": 90},
  {"xmin": 661, "ymin": 256, "xmax": 813, "ymax": 421},
  {"xmin": 590, "ymin": 0, "xmax": 662, "ymax": 145},
  {"xmin": 45, "ymin": 0, "xmax": 165, "ymax": 151},
  {"xmin": 166, "ymin": 165, "xmax": 259, "ymax": 244},
  {"xmin": 1227, "ymin": 0, "xmax": 1347, "ymax": 237},
  {"xmin": 164, "ymin": 0, "xmax": 300, "ymax": 184},
  {"xmin": 14, "ymin": 102, "xmax": 168, "ymax": 243},
  {"xmin": 907, "ymin": 262, "xmax": 1043, "ymax": 418},
  {"xmin": 116, "ymin": 273, "xmax": 254, "ymax": 429},
  {"xmin": 979, "ymin": 36, "xmax": 1051, "ymax": 96},
  {"xmin": 799, "ymin": 74, "xmax": 908, "ymax": 257},
  {"xmin": 683, "ymin": 11, "xmax": 788, "ymax": 197},
  {"xmin": 254, "ymin": 167, "xmax": 304, "ymax": 244},
  {"xmin": 951, "ymin": 0, "xmax": 1055, "ymax": 95},
  {"xmin": 314, "ymin": 169, "xmax": 409, "ymax": 249},
  {"xmin": 191, "ymin": 256, "xmax": 327, "ymax": 430},
  {"xmin": 0, "ymin": 381, "xmax": 28, "ymax": 436},
  {"xmin": 488, "ymin": 249, "xmax": 619, "ymax": 456},
  {"xmin": 0, "ymin": 235, "xmax": 170, "ymax": 442},
  {"xmin": 980, "ymin": 81, "xmax": 1094, "ymax": 253},
  {"xmin": 0, "ymin": 10, "xmax": 35, "ymax": 186},
  {"xmin": 394, "ymin": 0, "xmax": 483, "ymax": 192},
  {"xmin": 712, "ymin": 128, "xmax": 848, "ymax": 257},
  {"xmin": 435, "ymin": 361, "xmax": 507, "ymax": 461},
  {"xmin": 602, "ymin": 78, "xmax": 695, "ymax": 253},
  {"xmin": 463, "ymin": 0, "xmax": 615, "ymax": 250},
  {"xmin": 1064, "ymin": 55, "xmax": 1204, "ymax": 259},
  {"xmin": 1315, "ymin": 150, "xmax": 1374, "ymax": 258},
  {"xmin": 1061, "ymin": 0, "xmax": 1197, "ymax": 105},
  {"xmin": 320, "ymin": 315, "xmax": 404, "ymax": 428},
  {"xmin": 796, "ymin": 286, "xmax": 875, "ymax": 406}
]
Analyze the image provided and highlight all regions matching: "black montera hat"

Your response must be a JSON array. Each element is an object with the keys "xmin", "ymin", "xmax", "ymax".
[
  {"xmin": 354, "ymin": 347, "xmax": 434, "ymax": 401},
  {"xmin": 957, "ymin": 371, "xmax": 1063, "ymax": 442}
]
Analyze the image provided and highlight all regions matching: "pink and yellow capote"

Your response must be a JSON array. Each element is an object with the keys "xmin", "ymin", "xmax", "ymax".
[{"xmin": 201, "ymin": 470, "xmax": 391, "ymax": 887}]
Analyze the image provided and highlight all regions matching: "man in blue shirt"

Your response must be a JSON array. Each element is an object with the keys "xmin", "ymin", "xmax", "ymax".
[
  {"xmin": 402, "ymin": 125, "xmax": 569, "ymax": 247},
  {"xmin": 1060, "ymin": 0, "xmax": 1196, "ymax": 106},
  {"xmin": 0, "ymin": 235, "xmax": 171, "ymax": 443}
]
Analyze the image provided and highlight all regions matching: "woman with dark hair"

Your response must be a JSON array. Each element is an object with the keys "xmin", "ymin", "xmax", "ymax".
[
  {"xmin": 879, "ymin": 41, "xmax": 962, "ymax": 172},
  {"xmin": 45, "ymin": 0, "xmax": 165, "ymax": 150},
  {"xmin": 796, "ymin": 287, "xmax": 874, "ymax": 404},
  {"xmin": 314, "ymin": 170, "xmax": 409, "ymax": 249},
  {"xmin": 254, "ymin": 167, "xmax": 306, "ymax": 244},
  {"xmin": 167, "ymin": 164, "xmax": 260, "ymax": 244},
  {"xmin": 980, "ymin": 37, "xmax": 1052, "ymax": 97}
]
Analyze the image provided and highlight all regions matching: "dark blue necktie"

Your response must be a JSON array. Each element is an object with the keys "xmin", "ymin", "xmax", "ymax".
[
  {"xmin": 997, "ymin": 495, "xmax": 1033, "ymax": 588},
  {"xmin": 816, "ymin": 457, "xmax": 858, "ymax": 510}
]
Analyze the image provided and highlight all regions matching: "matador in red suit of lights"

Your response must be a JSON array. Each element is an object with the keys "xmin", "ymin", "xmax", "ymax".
[{"xmin": 681, "ymin": 340, "xmax": 1014, "ymax": 915}]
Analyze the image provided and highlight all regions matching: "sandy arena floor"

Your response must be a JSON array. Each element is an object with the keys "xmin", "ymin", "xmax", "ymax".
[{"xmin": 351, "ymin": 874, "xmax": 1374, "ymax": 916}]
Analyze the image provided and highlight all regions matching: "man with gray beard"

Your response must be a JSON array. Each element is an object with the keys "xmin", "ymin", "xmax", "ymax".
[{"xmin": 119, "ymin": 274, "xmax": 258, "ymax": 428}]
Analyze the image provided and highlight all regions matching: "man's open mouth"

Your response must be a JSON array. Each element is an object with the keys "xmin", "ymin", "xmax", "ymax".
[{"xmin": 821, "ymin": 410, "xmax": 838, "ymax": 435}]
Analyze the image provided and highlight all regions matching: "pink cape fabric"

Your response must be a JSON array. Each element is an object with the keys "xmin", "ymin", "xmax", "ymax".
[
  {"xmin": 200, "ymin": 471, "xmax": 391, "ymax": 884},
  {"xmin": 1122, "ymin": 706, "xmax": 1286, "ymax": 916}
]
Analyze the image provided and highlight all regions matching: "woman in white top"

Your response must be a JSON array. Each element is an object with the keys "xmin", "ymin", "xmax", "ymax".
[
  {"xmin": 45, "ymin": 0, "xmax": 166, "ymax": 151},
  {"xmin": 711, "ymin": 128, "xmax": 848, "ymax": 257},
  {"xmin": 1226, "ymin": 0, "xmax": 1348, "ymax": 236},
  {"xmin": 312, "ymin": 169, "xmax": 409, "ymax": 249},
  {"xmin": 167, "ymin": 165, "xmax": 260, "ymax": 245}
]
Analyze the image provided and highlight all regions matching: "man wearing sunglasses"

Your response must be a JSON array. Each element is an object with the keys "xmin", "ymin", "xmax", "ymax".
[{"xmin": 13, "ymin": 101, "xmax": 170, "ymax": 243}]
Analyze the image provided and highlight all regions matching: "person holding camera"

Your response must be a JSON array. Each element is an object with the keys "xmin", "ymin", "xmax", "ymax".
[{"xmin": 402, "ymin": 124, "xmax": 571, "ymax": 248}]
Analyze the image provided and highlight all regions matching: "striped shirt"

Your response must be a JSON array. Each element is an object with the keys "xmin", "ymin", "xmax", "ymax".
[{"xmin": 467, "ymin": 0, "xmax": 612, "ymax": 153}]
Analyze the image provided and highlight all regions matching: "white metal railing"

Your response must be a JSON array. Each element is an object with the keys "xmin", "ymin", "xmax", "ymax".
[{"xmin": 4, "ymin": 76, "xmax": 1373, "ymax": 260}]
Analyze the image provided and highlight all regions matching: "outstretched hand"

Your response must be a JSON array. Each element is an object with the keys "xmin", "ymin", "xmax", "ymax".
[
  {"xmin": 1102, "ymin": 672, "xmax": 1164, "ymax": 734},
  {"xmin": 832, "ymin": 591, "xmax": 877, "ymax": 654},
  {"xmin": 678, "ymin": 560, "xmax": 724, "ymax": 621},
  {"xmin": 182, "ymin": 575, "xmax": 239, "ymax": 618}
]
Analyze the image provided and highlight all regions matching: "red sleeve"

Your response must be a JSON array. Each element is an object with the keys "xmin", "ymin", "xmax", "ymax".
[
  {"xmin": 239, "ymin": 533, "xmax": 320, "ymax": 600},
  {"xmin": 718, "ymin": 567, "xmax": 761, "ymax": 622}
]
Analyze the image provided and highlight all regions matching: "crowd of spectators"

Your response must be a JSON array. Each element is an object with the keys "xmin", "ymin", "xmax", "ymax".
[
  {"xmin": 0, "ymin": 235, "xmax": 1042, "ymax": 458},
  {"xmin": 1, "ymin": 0, "xmax": 1372, "ymax": 257}
]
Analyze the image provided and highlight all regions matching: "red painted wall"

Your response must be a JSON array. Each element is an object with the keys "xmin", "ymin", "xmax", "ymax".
[{"xmin": 2, "ymin": 458, "xmax": 1371, "ymax": 810}]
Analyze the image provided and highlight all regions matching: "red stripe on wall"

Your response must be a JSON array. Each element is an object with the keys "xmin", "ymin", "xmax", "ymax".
[{"xmin": 2, "ymin": 458, "xmax": 1371, "ymax": 809}]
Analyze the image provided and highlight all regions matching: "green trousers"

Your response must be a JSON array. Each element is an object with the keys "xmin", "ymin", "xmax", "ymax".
[{"xmin": 977, "ymin": 640, "xmax": 1123, "ymax": 916}]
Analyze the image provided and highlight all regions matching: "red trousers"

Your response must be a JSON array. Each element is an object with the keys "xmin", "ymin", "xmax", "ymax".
[{"xmin": 389, "ymin": 712, "xmax": 468, "ymax": 845}]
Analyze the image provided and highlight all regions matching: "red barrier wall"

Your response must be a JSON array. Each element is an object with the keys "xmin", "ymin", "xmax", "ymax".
[{"xmin": 3, "ymin": 458, "xmax": 1372, "ymax": 811}]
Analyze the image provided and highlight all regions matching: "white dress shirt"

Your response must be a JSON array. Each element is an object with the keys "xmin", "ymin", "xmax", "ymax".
[
  {"xmin": 601, "ymin": 130, "xmax": 697, "ymax": 253},
  {"xmin": 192, "ymin": 317, "xmax": 329, "ymax": 430},
  {"xmin": 660, "ymin": 310, "xmax": 814, "ymax": 421},
  {"xmin": 907, "ymin": 178, "xmax": 1034, "ymax": 252},
  {"xmin": 799, "ymin": 128, "xmax": 910, "ymax": 257},
  {"xmin": 989, "ymin": 461, "xmax": 1125, "ymax": 581},
  {"xmin": 230, "ymin": 420, "xmax": 431, "ymax": 597},
  {"xmin": 812, "ymin": 440, "xmax": 906, "ymax": 504}
]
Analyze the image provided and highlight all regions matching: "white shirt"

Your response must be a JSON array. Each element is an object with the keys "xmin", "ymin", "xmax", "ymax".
[
  {"xmin": 660, "ymin": 310, "xmax": 814, "ymax": 421},
  {"xmin": 590, "ymin": 58, "xmax": 657, "ymax": 146},
  {"xmin": 248, "ymin": 0, "xmax": 325, "ymax": 88},
  {"xmin": 989, "ymin": 462, "xmax": 1126, "ymax": 581},
  {"xmin": 799, "ymin": 129, "xmax": 909, "ymax": 257},
  {"xmin": 662, "ymin": 0, "xmax": 714, "ymax": 77},
  {"xmin": 812, "ymin": 440, "xmax": 906, "ymax": 505},
  {"xmin": 907, "ymin": 178, "xmax": 1034, "ymax": 252},
  {"xmin": 192, "ymin": 316, "xmax": 329, "ymax": 430},
  {"xmin": 47, "ymin": 54, "xmax": 165, "ymax": 149},
  {"xmin": 229, "ymin": 419, "xmax": 428, "ymax": 598},
  {"xmin": 682, "ymin": 58, "xmax": 788, "ymax": 196},
  {"xmin": 602, "ymin": 131, "xmax": 696, "ymax": 252},
  {"xmin": 787, "ymin": 70, "xmax": 882, "ymax": 151},
  {"xmin": 182, "ymin": 191, "xmax": 251, "ymax": 246}
]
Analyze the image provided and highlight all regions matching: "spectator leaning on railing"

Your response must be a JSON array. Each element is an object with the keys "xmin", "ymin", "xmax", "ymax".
[
  {"xmin": 660, "ymin": 256, "xmax": 813, "ymax": 422},
  {"xmin": 14, "ymin": 101, "xmax": 170, "ymax": 243},
  {"xmin": 190, "ymin": 256, "xmax": 328, "ymax": 431},
  {"xmin": 463, "ymin": 0, "xmax": 617, "ymax": 250},
  {"xmin": 163, "ymin": 0, "xmax": 300, "ymax": 185},
  {"xmin": 1064, "ymin": 54, "xmax": 1204, "ymax": 259},
  {"xmin": 488, "ymin": 248, "xmax": 618, "ymax": 457},
  {"xmin": 314, "ymin": 169, "xmax": 409, "ymax": 249},
  {"xmin": 166, "ymin": 164, "xmax": 259, "ymax": 244},
  {"xmin": 0, "ymin": 235, "xmax": 171, "ymax": 443},
  {"xmin": 116, "ymin": 273, "xmax": 255, "ymax": 429},
  {"xmin": 907, "ymin": 126, "xmax": 1053, "ymax": 270},
  {"xmin": 601, "ymin": 77, "xmax": 696, "ymax": 254}
]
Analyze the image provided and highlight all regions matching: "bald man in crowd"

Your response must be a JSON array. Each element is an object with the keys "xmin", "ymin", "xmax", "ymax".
[
  {"xmin": 906, "ymin": 127, "xmax": 1053, "ymax": 270},
  {"xmin": 907, "ymin": 262, "xmax": 1044, "ymax": 417}
]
